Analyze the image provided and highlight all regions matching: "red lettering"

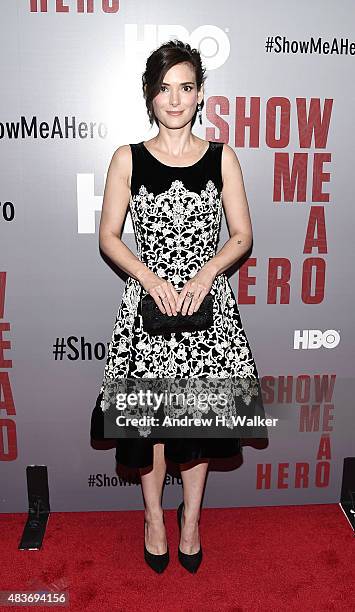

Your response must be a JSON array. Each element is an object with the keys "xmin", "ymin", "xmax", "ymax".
[
  {"xmin": 296, "ymin": 98, "xmax": 333, "ymax": 148},
  {"xmin": 301, "ymin": 257, "xmax": 326, "ymax": 304},
  {"xmin": 274, "ymin": 152, "xmax": 307, "ymax": 202},
  {"xmin": 0, "ymin": 419, "xmax": 17, "ymax": 461},
  {"xmin": 265, "ymin": 97, "xmax": 290, "ymax": 148},
  {"xmin": 304, "ymin": 207, "xmax": 328, "ymax": 253}
]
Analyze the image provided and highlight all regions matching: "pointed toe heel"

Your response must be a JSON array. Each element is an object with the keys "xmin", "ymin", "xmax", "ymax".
[
  {"xmin": 144, "ymin": 518, "xmax": 169, "ymax": 573},
  {"xmin": 178, "ymin": 544, "xmax": 203, "ymax": 574},
  {"xmin": 177, "ymin": 501, "xmax": 203, "ymax": 573}
]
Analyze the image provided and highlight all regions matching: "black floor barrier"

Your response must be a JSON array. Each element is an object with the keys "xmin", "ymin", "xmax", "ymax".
[
  {"xmin": 18, "ymin": 465, "xmax": 50, "ymax": 550},
  {"xmin": 339, "ymin": 456, "xmax": 355, "ymax": 534}
]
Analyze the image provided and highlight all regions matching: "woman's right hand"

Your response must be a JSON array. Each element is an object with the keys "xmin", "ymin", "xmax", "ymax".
[{"xmin": 140, "ymin": 273, "xmax": 179, "ymax": 316}]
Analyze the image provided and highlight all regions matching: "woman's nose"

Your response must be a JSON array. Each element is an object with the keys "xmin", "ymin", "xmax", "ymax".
[{"xmin": 170, "ymin": 91, "xmax": 180, "ymax": 105}]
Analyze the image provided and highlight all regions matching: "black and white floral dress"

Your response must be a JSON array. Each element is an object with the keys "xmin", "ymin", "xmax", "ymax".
[{"xmin": 91, "ymin": 141, "xmax": 267, "ymax": 468}]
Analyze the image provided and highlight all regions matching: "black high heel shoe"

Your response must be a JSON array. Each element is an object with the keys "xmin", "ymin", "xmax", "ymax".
[
  {"xmin": 144, "ymin": 518, "xmax": 170, "ymax": 573},
  {"xmin": 177, "ymin": 501, "xmax": 203, "ymax": 573}
]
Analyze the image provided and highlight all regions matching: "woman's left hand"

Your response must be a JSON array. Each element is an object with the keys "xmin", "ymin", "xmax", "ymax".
[{"xmin": 176, "ymin": 266, "xmax": 217, "ymax": 315}]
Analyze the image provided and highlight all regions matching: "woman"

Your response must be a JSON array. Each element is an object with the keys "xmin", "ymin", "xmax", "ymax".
[{"xmin": 91, "ymin": 39, "xmax": 267, "ymax": 574}]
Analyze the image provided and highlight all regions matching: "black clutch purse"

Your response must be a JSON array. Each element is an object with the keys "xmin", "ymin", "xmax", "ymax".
[{"xmin": 138, "ymin": 284, "xmax": 214, "ymax": 336}]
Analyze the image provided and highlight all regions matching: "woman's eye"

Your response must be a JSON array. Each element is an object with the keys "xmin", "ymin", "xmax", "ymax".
[{"xmin": 160, "ymin": 85, "xmax": 193, "ymax": 92}]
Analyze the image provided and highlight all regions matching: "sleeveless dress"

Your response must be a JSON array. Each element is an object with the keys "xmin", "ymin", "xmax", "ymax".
[{"xmin": 91, "ymin": 140, "xmax": 267, "ymax": 468}]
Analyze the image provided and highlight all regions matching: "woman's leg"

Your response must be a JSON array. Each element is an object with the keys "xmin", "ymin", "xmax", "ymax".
[
  {"xmin": 179, "ymin": 459, "xmax": 209, "ymax": 554},
  {"xmin": 139, "ymin": 442, "xmax": 168, "ymax": 554}
]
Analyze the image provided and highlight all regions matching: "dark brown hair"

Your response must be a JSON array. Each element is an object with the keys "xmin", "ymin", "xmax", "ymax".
[{"xmin": 142, "ymin": 39, "xmax": 207, "ymax": 128}]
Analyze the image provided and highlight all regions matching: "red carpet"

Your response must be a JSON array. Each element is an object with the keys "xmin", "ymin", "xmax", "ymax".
[{"xmin": 1, "ymin": 504, "xmax": 354, "ymax": 611}]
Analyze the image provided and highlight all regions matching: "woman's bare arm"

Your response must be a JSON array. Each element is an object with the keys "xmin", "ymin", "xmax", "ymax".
[
  {"xmin": 203, "ymin": 143, "xmax": 253, "ymax": 277},
  {"xmin": 98, "ymin": 145, "xmax": 149, "ymax": 283}
]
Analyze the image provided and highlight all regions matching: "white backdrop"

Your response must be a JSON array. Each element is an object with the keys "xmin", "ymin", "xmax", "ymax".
[{"xmin": 1, "ymin": 0, "xmax": 354, "ymax": 512}]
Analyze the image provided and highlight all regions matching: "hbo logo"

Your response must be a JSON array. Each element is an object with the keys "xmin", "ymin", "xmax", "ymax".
[
  {"xmin": 125, "ymin": 24, "xmax": 230, "ymax": 70},
  {"xmin": 293, "ymin": 330, "xmax": 340, "ymax": 350}
]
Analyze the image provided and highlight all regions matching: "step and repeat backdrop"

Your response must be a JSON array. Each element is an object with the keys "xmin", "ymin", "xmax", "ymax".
[{"xmin": 1, "ymin": 0, "xmax": 354, "ymax": 512}]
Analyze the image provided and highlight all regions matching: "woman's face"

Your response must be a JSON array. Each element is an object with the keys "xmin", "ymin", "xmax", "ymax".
[{"xmin": 152, "ymin": 61, "xmax": 203, "ymax": 128}]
